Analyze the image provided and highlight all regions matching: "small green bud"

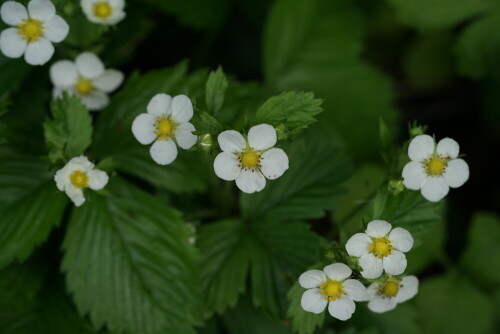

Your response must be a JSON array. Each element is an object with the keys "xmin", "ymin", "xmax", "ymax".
[
  {"xmin": 387, "ymin": 179, "xmax": 404, "ymax": 195},
  {"xmin": 325, "ymin": 249, "xmax": 336, "ymax": 262},
  {"xmin": 199, "ymin": 133, "xmax": 213, "ymax": 152},
  {"xmin": 275, "ymin": 124, "xmax": 288, "ymax": 141},
  {"xmin": 408, "ymin": 122, "xmax": 427, "ymax": 137}
]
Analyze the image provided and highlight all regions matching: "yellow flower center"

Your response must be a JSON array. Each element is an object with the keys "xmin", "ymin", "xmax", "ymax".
[
  {"xmin": 154, "ymin": 116, "xmax": 176, "ymax": 140},
  {"xmin": 426, "ymin": 157, "xmax": 447, "ymax": 176},
  {"xmin": 382, "ymin": 280, "xmax": 400, "ymax": 297},
  {"xmin": 70, "ymin": 170, "xmax": 89, "ymax": 189},
  {"xmin": 93, "ymin": 1, "xmax": 112, "ymax": 18},
  {"xmin": 17, "ymin": 19, "xmax": 44, "ymax": 43},
  {"xmin": 369, "ymin": 237, "xmax": 393, "ymax": 259},
  {"xmin": 319, "ymin": 280, "xmax": 344, "ymax": 301},
  {"xmin": 75, "ymin": 78, "xmax": 93, "ymax": 95},
  {"xmin": 241, "ymin": 151, "xmax": 259, "ymax": 167}
]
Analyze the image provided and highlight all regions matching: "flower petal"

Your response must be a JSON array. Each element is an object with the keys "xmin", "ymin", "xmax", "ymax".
[
  {"xmin": 443, "ymin": 158, "xmax": 469, "ymax": 188},
  {"xmin": 66, "ymin": 185, "xmax": 85, "ymax": 207},
  {"xmin": 147, "ymin": 93, "xmax": 172, "ymax": 118},
  {"xmin": 75, "ymin": 52, "xmax": 105, "ymax": 79},
  {"xmin": 365, "ymin": 220, "xmax": 392, "ymax": 238},
  {"xmin": 402, "ymin": 161, "xmax": 426, "ymax": 190},
  {"xmin": 213, "ymin": 152, "xmax": 241, "ymax": 181},
  {"xmin": 389, "ymin": 227, "xmax": 413, "ymax": 253},
  {"xmin": 68, "ymin": 156, "xmax": 94, "ymax": 171},
  {"xmin": 131, "ymin": 113, "xmax": 156, "ymax": 145},
  {"xmin": 28, "ymin": 0, "xmax": 55, "ymax": 21},
  {"xmin": 408, "ymin": 134, "xmax": 434, "ymax": 161},
  {"xmin": 149, "ymin": 139, "xmax": 178, "ymax": 165},
  {"xmin": 93, "ymin": 69, "xmax": 124, "ymax": 93},
  {"xmin": 437, "ymin": 137, "xmax": 459, "ymax": 159},
  {"xmin": 301, "ymin": 289, "xmax": 328, "ymax": 314},
  {"xmin": 299, "ymin": 270, "xmax": 326, "ymax": 289},
  {"xmin": 368, "ymin": 295, "xmax": 397, "ymax": 313},
  {"xmin": 87, "ymin": 169, "xmax": 109, "ymax": 190},
  {"xmin": 218, "ymin": 130, "xmax": 245, "ymax": 153},
  {"xmin": 383, "ymin": 250, "xmax": 407, "ymax": 275},
  {"xmin": 54, "ymin": 166, "xmax": 70, "ymax": 191},
  {"xmin": 24, "ymin": 37, "xmax": 53, "ymax": 65},
  {"xmin": 43, "ymin": 15, "xmax": 68, "ymax": 43},
  {"xmin": 80, "ymin": 91, "xmax": 109, "ymax": 111},
  {"xmin": 323, "ymin": 263, "xmax": 351, "ymax": 281},
  {"xmin": 50, "ymin": 60, "xmax": 77, "ymax": 87},
  {"xmin": 328, "ymin": 295, "xmax": 355, "ymax": 321},
  {"xmin": 366, "ymin": 283, "xmax": 379, "ymax": 299},
  {"xmin": 343, "ymin": 279, "xmax": 369, "ymax": 302},
  {"xmin": 235, "ymin": 169, "xmax": 266, "ymax": 193},
  {"xmin": 247, "ymin": 124, "xmax": 277, "ymax": 150},
  {"xmin": 171, "ymin": 94, "xmax": 193, "ymax": 123},
  {"xmin": 0, "ymin": 28, "xmax": 27, "ymax": 58},
  {"xmin": 359, "ymin": 254, "xmax": 383, "ymax": 279},
  {"xmin": 345, "ymin": 233, "xmax": 371, "ymax": 257},
  {"xmin": 175, "ymin": 122, "xmax": 197, "ymax": 150},
  {"xmin": 421, "ymin": 176, "xmax": 449, "ymax": 202},
  {"xmin": 395, "ymin": 276, "xmax": 419, "ymax": 303},
  {"xmin": 1, "ymin": 1, "xmax": 28, "ymax": 25},
  {"xmin": 260, "ymin": 148, "xmax": 289, "ymax": 180}
]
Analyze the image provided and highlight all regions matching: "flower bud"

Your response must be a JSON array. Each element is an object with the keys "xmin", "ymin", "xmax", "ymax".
[
  {"xmin": 387, "ymin": 179, "xmax": 404, "ymax": 195},
  {"xmin": 199, "ymin": 133, "xmax": 213, "ymax": 152},
  {"xmin": 275, "ymin": 124, "xmax": 288, "ymax": 141}
]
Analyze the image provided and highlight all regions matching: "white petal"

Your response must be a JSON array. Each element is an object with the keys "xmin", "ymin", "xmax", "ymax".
[
  {"xmin": 301, "ymin": 289, "xmax": 328, "ymax": 314},
  {"xmin": 443, "ymin": 159, "xmax": 469, "ymax": 188},
  {"xmin": 28, "ymin": 0, "xmax": 55, "ymax": 21},
  {"xmin": 235, "ymin": 169, "xmax": 266, "ymax": 194},
  {"xmin": 368, "ymin": 295, "xmax": 397, "ymax": 313},
  {"xmin": 359, "ymin": 254, "xmax": 383, "ymax": 279},
  {"xmin": 323, "ymin": 263, "xmax": 351, "ymax": 281},
  {"xmin": 328, "ymin": 296, "xmax": 355, "ymax": 321},
  {"xmin": 395, "ymin": 276, "xmax": 419, "ymax": 303},
  {"xmin": 68, "ymin": 156, "xmax": 94, "ymax": 170},
  {"xmin": 383, "ymin": 250, "xmax": 407, "ymax": 275},
  {"xmin": 437, "ymin": 137, "xmax": 459, "ymax": 158},
  {"xmin": 218, "ymin": 130, "xmax": 245, "ymax": 153},
  {"xmin": 171, "ymin": 94, "xmax": 193, "ymax": 123},
  {"xmin": 131, "ymin": 113, "xmax": 156, "ymax": 145},
  {"xmin": 388, "ymin": 227, "xmax": 413, "ymax": 253},
  {"xmin": 247, "ymin": 124, "xmax": 277, "ymax": 150},
  {"xmin": 1, "ymin": 1, "xmax": 28, "ymax": 25},
  {"xmin": 402, "ymin": 161, "xmax": 426, "ymax": 190},
  {"xmin": 365, "ymin": 220, "xmax": 392, "ymax": 238},
  {"xmin": 214, "ymin": 152, "xmax": 241, "ymax": 181},
  {"xmin": 345, "ymin": 233, "xmax": 371, "ymax": 257},
  {"xmin": 0, "ymin": 28, "xmax": 27, "ymax": 58},
  {"xmin": 80, "ymin": 91, "xmax": 109, "ymax": 111},
  {"xmin": 50, "ymin": 60, "xmax": 77, "ymax": 87},
  {"xmin": 421, "ymin": 176, "xmax": 449, "ymax": 202},
  {"xmin": 87, "ymin": 169, "xmax": 109, "ymax": 190},
  {"xmin": 24, "ymin": 38, "xmax": 53, "ymax": 65},
  {"xmin": 366, "ymin": 283, "xmax": 379, "ymax": 299},
  {"xmin": 260, "ymin": 148, "xmax": 288, "ymax": 180},
  {"xmin": 299, "ymin": 270, "xmax": 326, "ymax": 289},
  {"xmin": 175, "ymin": 122, "xmax": 197, "ymax": 150},
  {"xmin": 43, "ymin": 15, "xmax": 68, "ymax": 43},
  {"xmin": 93, "ymin": 70, "xmax": 124, "ymax": 93},
  {"xmin": 150, "ymin": 139, "xmax": 177, "ymax": 165},
  {"xmin": 66, "ymin": 185, "xmax": 85, "ymax": 207},
  {"xmin": 54, "ymin": 166, "xmax": 69, "ymax": 191},
  {"xmin": 147, "ymin": 93, "xmax": 172, "ymax": 118},
  {"xmin": 343, "ymin": 279, "xmax": 369, "ymax": 302},
  {"xmin": 75, "ymin": 52, "xmax": 105, "ymax": 79},
  {"xmin": 408, "ymin": 134, "xmax": 434, "ymax": 161}
]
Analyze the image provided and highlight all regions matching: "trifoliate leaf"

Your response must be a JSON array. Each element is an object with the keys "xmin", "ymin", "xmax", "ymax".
[
  {"xmin": 0, "ymin": 147, "xmax": 67, "ymax": 269},
  {"xmin": 62, "ymin": 178, "xmax": 202, "ymax": 334},
  {"xmin": 205, "ymin": 67, "xmax": 228, "ymax": 116},
  {"xmin": 44, "ymin": 93, "xmax": 92, "ymax": 163},
  {"xmin": 286, "ymin": 280, "xmax": 325, "ymax": 334}
]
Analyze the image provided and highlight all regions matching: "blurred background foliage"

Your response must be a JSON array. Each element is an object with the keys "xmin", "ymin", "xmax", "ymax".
[{"xmin": 0, "ymin": 0, "xmax": 499, "ymax": 333}]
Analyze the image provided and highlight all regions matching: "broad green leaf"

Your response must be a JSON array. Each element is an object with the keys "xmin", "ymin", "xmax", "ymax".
[
  {"xmin": 286, "ymin": 280, "xmax": 325, "ymax": 334},
  {"xmin": 254, "ymin": 92, "xmax": 323, "ymax": 135},
  {"xmin": 205, "ymin": 67, "xmax": 228, "ymax": 115},
  {"xmin": 44, "ymin": 94, "xmax": 92, "ymax": 163},
  {"xmin": 0, "ymin": 56, "xmax": 31, "ymax": 94},
  {"xmin": 62, "ymin": 179, "xmax": 201, "ymax": 334},
  {"xmin": 0, "ymin": 147, "xmax": 67, "ymax": 269},
  {"xmin": 455, "ymin": 12, "xmax": 500, "ymax": 79},
  {"xmin": 241, "ymin": 137, "xmax": 351, "ymax": 222}
]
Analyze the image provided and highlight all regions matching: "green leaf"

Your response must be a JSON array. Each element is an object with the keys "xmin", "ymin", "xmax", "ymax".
[
  {"xmin": 286, "ymin": 279, "xmax": 325, "ymax": 334},
  {"xmin": 62, "ymin": 179, "xmax": 201, "ymax": 334},
  {"xmin": 0, "ymin": 94, "xmax": 7, "ymax": 143},
  {"xmin": 191, "ymin": 110, "xmax": 225, "ymax": 135},
  {"xmin": 205, "ymin": 67, "xmax": 228, "ymax": 115},
  {"xmin": 0, "ymin": 56, "xmax": 31, "ymax": 94},
  {"xmin": 254, "ymin": 92, "xmax": 323, "ymax": 135},
  {"xmin": 0, "ymin": 147, "xmax": 67, "ymax": 269},
  {"xmin": 241, "ymin": 136, "xmax": 351, "ymax": 222},
  {"xmin": 44, "ymin": 94, "xmax": 92, "ymax": 163},
  {"xmin": 350, "ymin": 303, "xmax": 419, "ymax": 334}
]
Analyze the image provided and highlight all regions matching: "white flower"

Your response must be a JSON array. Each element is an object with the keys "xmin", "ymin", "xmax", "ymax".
[
  {"xmin": 345, "ymin": 220, "xmax": 413, "ymax": 279},
  {"xmin": 402, "ymin": 135, "xmax": 469, "ymax": 202},
  {"xmin": 299, "ymin": 263, "xmax": 369, "ymax": 321},
  {"xmin": 131, "ymin": 93, "xmax": 198, "ymax": 165},
  {"xmin": 81, "ymin": 0, "xmax": 125, "ymax": 25},
  {"xmin": 54, "ymin": 156, "xmax": 109, "ymax": 207},
  {"xmin": 0, "ymin": 0, "xmax": 69, "ymax": 65},
  {"xmin": 367, "ymin": 275, "xmax": 419, "ymax": 313},
  {"xmin": 213, "ymin": 124, "xmax": 289, "ymax": 194},
  {"xmin": 50, "ymin": 52, "xmax": 124, "ymax": 111}
]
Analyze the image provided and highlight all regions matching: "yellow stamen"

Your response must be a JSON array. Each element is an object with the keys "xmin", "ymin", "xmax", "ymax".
[
  {"xmin": 17, "ymin": 19, "xmax": 44, "ymax": 43},
  {"xmin": 319, "ymin": 280, "xmax": 344, "ymax": 301},
  {"xmin": 382, "ymin": 280, "xmax": 400, "ymax": 297},
  {"xmin": 426, "ymin": 157, "xmax": 447, "ymax": 176},
  {"xmin": 241, "ymin": 151, "xmax": 259, "ymax": 167},
  {"xmin": 75, "ymin": 78, "xmax": 93, "ymax": 95},
  {"xmin": 369, "ymin": 237, "xmax": 393, "ymax": 259},
  {"xmin": 70, "ymin": 170, "xmax": 89, "ymax": 189},
  {"xmin": 154, "ymin": 115, "xmax": 176, "ymax": 140},
  {"xmin": 93, "ymin": 1, "xmax": 112, "ymax": 18}
]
